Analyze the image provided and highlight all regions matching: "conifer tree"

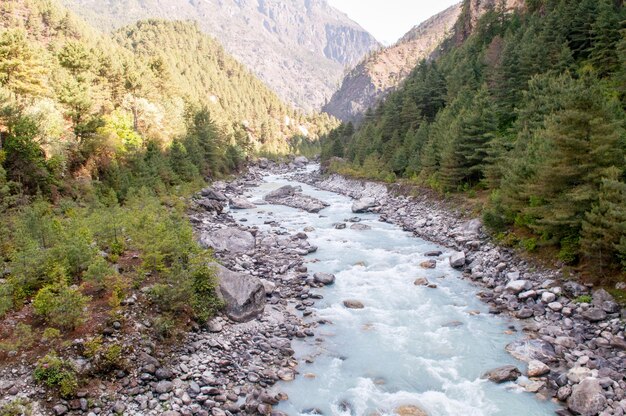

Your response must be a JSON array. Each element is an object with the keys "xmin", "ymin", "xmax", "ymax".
[{"xmin": 581, "ymin": 169, "xmax": 626, "ymax": 273}]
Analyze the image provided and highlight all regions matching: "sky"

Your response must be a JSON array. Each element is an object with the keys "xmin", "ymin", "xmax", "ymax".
[{"xmin": 327, "ymin": 0, "xmax": 461, "ymax": 45}]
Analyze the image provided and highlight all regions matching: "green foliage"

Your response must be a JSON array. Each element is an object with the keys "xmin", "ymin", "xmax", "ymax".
[
  {"xmin": 33, "ymin": 283, "xmax": 89, "ymax": 330},
  {"xmin": 322, "ymin": 0, "xmax": 626, "ymax": 272},
  {"xmin": 0, "ymin": 398, "xmax": 33, "ymax": 416},
  {"xmin": 0, "ymin": 322, "xmax": 35, "ymax": 352},
  {"xmin": 33, "ymin": 353, "xmax": 78, "ymax": 398},
  {"xmin": 574, "ymin": 295, "xmax": 593, "ymax": 304},
  {"xmin": 42, "ymin": 327, "xmax": 62, "ymax": 343}
]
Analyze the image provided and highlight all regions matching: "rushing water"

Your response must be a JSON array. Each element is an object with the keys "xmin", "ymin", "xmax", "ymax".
[{"xmin": 229, "ymin": 171, "xmax": 558, "ymax": 416}]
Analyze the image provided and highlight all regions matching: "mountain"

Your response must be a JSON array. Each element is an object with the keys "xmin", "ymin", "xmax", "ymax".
[
  {"xmin": 321, "ymin": 0, "xmax": 626, "ymax": 273},
  {"xmin": 323, "ymin": 3, "xmax": 462, "ymax": 123},
  {"xmin": 59, "ymin": 0, "xmax": 381, "ymax": 111}
]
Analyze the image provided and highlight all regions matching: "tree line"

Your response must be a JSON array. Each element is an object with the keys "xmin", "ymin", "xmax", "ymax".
[{"xmin": 321, "ymin": 0, "xmax": 626, "ymax": 278}]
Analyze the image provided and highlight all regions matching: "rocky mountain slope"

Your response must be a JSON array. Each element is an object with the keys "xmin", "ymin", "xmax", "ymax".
[
  {"xmin": 323, "ymin": 3, "xmax": 462, "ymax": 123},
  {"xmin": 60, "ymin": 0, "xmax": 380, "ymax": 111}
]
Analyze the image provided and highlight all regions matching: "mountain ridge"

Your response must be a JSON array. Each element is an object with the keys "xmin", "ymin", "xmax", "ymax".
[
  {"xmin": 59, "ymin": 0, "xmax": 381, "ymax": 111},
  {"xmin": 322, "ymin": 3, "xmax": 462, "ymax": 123}
]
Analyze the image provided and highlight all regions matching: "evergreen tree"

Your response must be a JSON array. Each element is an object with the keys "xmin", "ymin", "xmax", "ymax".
[
  {"xmin": 0, "ymin": 29, "xmax": 48, "ymax": 99},
  {"xmin": 589, "ymin": 0, "xmax": 622, "ymax": 76},
  {"xmin": 581, "ymin": 169, "xmax": 626, "ymax": 273}
]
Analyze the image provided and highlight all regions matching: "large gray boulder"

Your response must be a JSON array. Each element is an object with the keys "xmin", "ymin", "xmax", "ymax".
[
  {"xmin": 505, "ymin": 339, "xmax": 557, "ymax": 363},
  {"xmin": 264, "ymin": 185, "xmax": 298, "ymax": 200},
  {"xmin": 200, "ymin": 188, "xmax": 228, "ymax": 201},
  {"xmin": 211, "ymin": 263, "xmax": 265, "ymax": 322},
  {"xmin": 567, "ymin": 378, "xmax": 607, "ymax": 416},
  {"xmin": 449, "ymin": 251, "xmax": 466, "ymax": 268},
  {"xmin": 264, "ymin": 185, "xmax": 328, "ymax": 213},
  {"xmin": 293, "ymin": 156, "xmax": 309, "ymax": 167},
  {"xmin": 351, "ymin": 197, "xmax": 377, "ymax": 213},
  {"xmin": 200, "ymin": 228, "xmax": 255, "ymax": 255},
  {"xmin": 482, "ymin": 365, "xmax": 521, "ymax": 383},
  {"xmin": 229, "ymin": 197, "xmax": 256, "ymax": 210}
]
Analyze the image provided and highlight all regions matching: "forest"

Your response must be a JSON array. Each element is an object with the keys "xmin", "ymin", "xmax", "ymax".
[
  {"xmin": 0, "ymin": 0, "xmax": 336, "ymax": 388},
  {"xmin": 321, "ymin": 0, "xmax": 626, "ymax": 279}
]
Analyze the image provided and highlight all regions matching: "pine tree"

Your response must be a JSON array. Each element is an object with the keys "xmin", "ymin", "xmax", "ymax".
[
  {"xmin": 0, "ymin": 29, "xmax": 48, "ymax": 99},
  {"xmin": 581, "ymin": 169, "xmax": 626, "ymax": 273},
  {"xmin": 589, "ymin": 0, "xmax": 621, "ymax": 76},
  {"xmin": 523, "ymin": 77, "xmax": 625, "ymax": 242}
]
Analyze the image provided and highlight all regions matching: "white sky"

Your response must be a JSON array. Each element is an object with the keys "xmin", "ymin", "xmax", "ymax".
[{"xmin": 327, "ymin": 0, "xmax": 461, "ymax": 45}]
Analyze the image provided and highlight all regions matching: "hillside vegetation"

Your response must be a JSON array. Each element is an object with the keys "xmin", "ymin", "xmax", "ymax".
[
  {"xmin": 0, "ymin": 0, "xmax": 333, "ymax": 397},
  {"xmin": 322, "ymin": 0, "xmax": 626, "ymax": 278}
]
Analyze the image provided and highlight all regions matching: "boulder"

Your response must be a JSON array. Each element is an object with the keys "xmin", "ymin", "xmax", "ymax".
[
  {"xmin": 229, "ymin": 198, "xmax": 256, "ymax": 210},
  {"xmin": 343, "ymin": 300, "xmax": 365, "ymax": 309},
  {"xmin": 200, "ymin": 228, "xmax": 255, "ymax": 255},
  {"xmin": 414, "ymin": 278, "xmax": 429, "ymax": 286},
  {"xmin": 506, "ymin": 339, "xmax": 557, "ymax": 363},
  {"xmin": 541, "ymin": 292, "xmax": 556, "ymax": 303},
  {"xmin": 293, "ymin": 156, "xmax": 309, "ymax": 166},
  {"xmin": 581, "ymin": 308, "xmax": 607, "ymax": 322},
  {"xmin": 449, "ymin": 251, "xmax": 466, "ymax": 268},
  {"xmin": 420, "ymin": 260, "xmax": 437, "ymax": 269},
  {"xmin": 482, "ymin": 365, "xmax": 521, "ymax": 383},
  {"xmin": 506, "ymin": 280, "xmax": 530, "ymax": 294},
  {"xmin": 351, "ymin": 198, "xmax": 377, "ymax": 213},
  {"xmin": 200, "ymin": 188, "xmax": 228, "ymax": 201},
  {"xmin": 211, "ymin": 263, "xmax": 266, "ymax": 322},
  {"xmin": 313, "ymin": 273, "xmax": 336, "ymax": 286},
  {"xmin": 264, "ymin": 185, "xmax": 298, "ymax": 200},
  {"xmin": 527, "ymin": 360, "xmax": 550, "ymax": 377},
  {"xmin": 567, "ymin": 378, "xmax": 607, "ymax": 416},
  {"xmin": 563, "ymin": 281, "xmax": 588, "ymax": 297}
]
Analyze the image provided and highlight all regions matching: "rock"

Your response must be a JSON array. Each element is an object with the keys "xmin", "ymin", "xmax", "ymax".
[
  {"xmin": 414, "ymin": 278, "xmax": 429, "ymax": 286},
  {"xmin": 229, "ymin": 197, "xmax": 256, "ymax": 209},
  {"xmin": 394, "ymin": 405, "xmax": 428, "ymax": 416},
  {"xmin": 155, "ymin": 367, "xmax": 173, "ymax": 380},
  {"xmin": 581, "ymin": 308, "xmax": 607, "ymax": 322},
  {"xmin": 293, "ymin": 156, "xmax": 309, "ymax": 166},
  {"xmin": 506, "ymin": 280, "xmax": 530, "ymax": 294},
  {"xmin": 541, "ymin": 292, "xmax": 556, "ymax": 303},
  {"xmin": 206, "ymin": 319, "xmax": 223, "ymax": 333},
  {"xmin": 505, "ymin": 339, "xmax": 557, "ymax": 363},
  {"xmin": 265, "ymin": 185, "xmax": 297, "ymax": 200},
  {"xmin": 211, "ymin": 263, "xmax": 266, "ymax": 322},
  {"xmin": 516, "ymin": 308, "xmax": 534, "ymax": 319},
  {"xmin": 563, "ymin": 281, "xmax": 588, "ymax": 297},
  {"xmin": 482, "ymin": 365, "xmax": 521, "ymax": 383},
  {"xmin": 425, "ymin": 251, "xmax": 442, "ymax": 257},
  {"xmin": 53, "ymin": 405, "xmax": 68, "ymax": 415},
  {"xmin": 343, "ymin": 300, "xmax": 365, "ymax": 309},
  {"xmin": 568, "ymin": 367, "xmax": 594, "ymax": 384},
  {"xmin": 200, "ymin": 228, "xmax": 255, "ymax": 255},
  {"xmin": 420, "ymin": 260, "xmax": 437, "ymax": 269},
  {"xmin": 112, "ymin": 402, "xmax": 126, "ymax": 414},
  {"xmin": 352, "ymin": 198, "xmax": 377, "ymax": 213},
  {"xmin": 155, "ymin": 380, "xmax": 173, "ymax": 394},
  {"xmin": 313, "ymin": 273, "xmax": 336, "ymax": 285},
  {"xmin": 260, "ymin": 279, "xmax": 277, "ymax": 294},
  {"xmin": 334, "ymin": 223, "xmax": 347, "ymax": 230},
  {"xmin": 449, "ymin": 251, "xmax": 466, "ymax": 268},
  {"xmin": 527, "ymin": 360, "xmax": 550, "ymax": 377},
  {"xmin": 277, "ymin": 369, "xmax": 295, "ymax": 381},
  {"xmin": 350, "ymin": 223, "xmax": 371, "ymax": 230},
  {"xmin": 162, "ymin": 412, "xmax": 182, "ymax": 416},
  {"xmin": 548, "ymin": 302, "xmax": 563, "ymax": 311},
  {"xmin": 200, "ymin": 188, "xmax": 228, "ymax": 201},
  {"xmin": 568, "ymin": 378, "xmax": 607, "ymax": 416}
]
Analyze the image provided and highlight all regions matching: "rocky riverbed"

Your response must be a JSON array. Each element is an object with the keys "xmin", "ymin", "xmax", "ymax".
[{"xmin": 1, "ymin": 159, "xmax": 624, "ymax": 416}]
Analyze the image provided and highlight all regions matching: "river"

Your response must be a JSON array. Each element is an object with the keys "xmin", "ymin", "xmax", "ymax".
[{"xmin": 229, "ymin": 170, "xmax": 558, "ymax": 416}]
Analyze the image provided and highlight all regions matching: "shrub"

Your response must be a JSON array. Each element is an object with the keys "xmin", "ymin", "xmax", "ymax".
[
  {"xmin": 0, "ymin": 282, "xmax": 13, "ymax": 317},
  {"xmin": 33, "ymin": 283, "xmax": 89, "ymax": 330},
  {"xmin": 520, "ymin": 238, "xmax": 538, "ymax": 252},
  {"xmin": 0, "ymin": 322, "xmax": 35, "ymax": 352},
  {"xmin": 83, "ymin": 257, "xmax": 116, "ymax": 294},
  {"xmin": 42, "ymin": 327, "xmax": 62, "ymax": 343},
  {"xmin": 190, "ymin": 261, "xmax": 223, "ymax": 323},
  {"xmin": 0, "ymin": 398, "xmax": 33, "ymax": 416},
  {"xmin": 33, "ymin": 353, "xmax": 78, "ymax": 398}
]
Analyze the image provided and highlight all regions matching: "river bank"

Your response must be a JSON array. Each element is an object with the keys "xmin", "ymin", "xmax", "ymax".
[{"xmin": 1, "ymin": 159, "xmax": 624, "ymax": 416}]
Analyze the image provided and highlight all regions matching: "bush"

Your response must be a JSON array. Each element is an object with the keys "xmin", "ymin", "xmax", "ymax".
[
  {"xmin": 83, "ymin": 256, "xmax": 116, "ymax": 294},
  {"xmin": 33, "ymin": 283, "xmax": 89, "ymax": 330},
  {"xmin": 0, "ymin": 322, "xmax": 35, "ymax": 352},
  {"xmin": 0, "ymin": 282, "xmax": 13, "ymax": 317},
  {"xmin": 574, "ymin": 295, "xmax": 592, "ymax": 304},
  {"xmin": 42, "ymin": 327, "xmax": 62, "ymax": 343},
  {"xmin": 33, "ymin": 353, "xmax": 78, "ymax": 398},
  {"xmin": 190, "ymin": 261, "xmax": 223, "ymax": 323},
  {"xmin": 0, "ymin": 398, "xmax": 33, "ymax": 416}
]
